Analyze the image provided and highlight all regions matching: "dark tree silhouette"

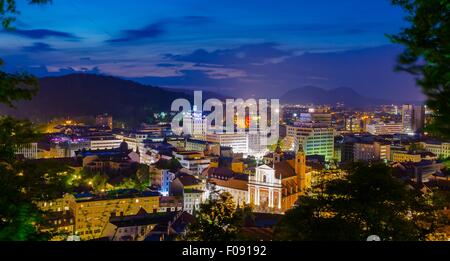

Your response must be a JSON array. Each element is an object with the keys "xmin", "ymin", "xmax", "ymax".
[
  {"xmin": 389, "ymin": 0, "xmax": 450, "ymax": 138},
  {"xmin": 0, "ymin": 0, "xmax": 65, "ymax": 241},
  {"xmin": 274, "ymin": 163, "xmax": 443, "ymax": 241}
]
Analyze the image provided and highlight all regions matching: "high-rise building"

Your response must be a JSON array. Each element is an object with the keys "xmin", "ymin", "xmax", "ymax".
[
  {"xmin": 287, "ymin": 122, "xmax": 334, "ymax": 161},
  {"xmin": 402, "ymin": 104, "xmax": 425, "ymax": 134},
  {"xmin": 183, "ymin": 108, "xmax": 207, "ymax": 138}
]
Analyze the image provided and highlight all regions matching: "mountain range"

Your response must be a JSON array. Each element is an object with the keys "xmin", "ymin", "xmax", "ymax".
[
  {"xmin": 0, "ymin": 74, "xmax": 422, "ymax": 126},
  {"xmin": 280, "ymin": 86, "xmax": 388, "ymax": 107}
]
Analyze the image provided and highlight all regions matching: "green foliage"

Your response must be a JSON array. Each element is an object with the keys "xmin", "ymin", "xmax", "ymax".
[
  {"xmin": 0, "ymin": 0, "xmax": 55, "ymax": 241},
  {"xmin": 0, "ymin": 158, "xmax": 71, "ymax": 240},
  {"xmin": 0, "ymin": 69, "xmax": 40, "ymax": 108},
  {"xmin": 0, "ymin": 202, "xmax": 49, "ymax": 241},
  {"xmin": 155, "ymin": 158, "xmax": 182, "ymax": 173},
  {"xmin": 0, "ymin": 116, "xmax": 41, "ymax": 162},
  {"xmin": 408, "ymin": 142, "xmax": 425, "ymax": 152},
  {"xmin": 17, "ymin": 159, "xmax": 73, "ymax": 200},
  {"xmin": 274, "ymin": 163, "xmax": 441, "ymax": 241},
  {"xmin": 135, "ymin": 164, "xmax": 151, "ymax": 189},
  {"xmin": 389, "ymin": 0, "xmax": 450, "ymax": 139},
  {"xmin": 243, "ymin": 156, "xmax": 257, "ymax": 168},
  {"xmin": 0, "ymin": 0, "xmax": 52, "ymax": 28},
  {"xmin": 91, "ymin": 173, "xmax": 108, "ymax": 192},
  {"xmin": 183, "ymin": 192, "xmax": 245, "ymax": 241}
]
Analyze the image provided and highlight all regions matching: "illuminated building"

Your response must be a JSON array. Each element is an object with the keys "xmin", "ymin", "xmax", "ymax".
[
  {"xmin": 353, "ymin": 141, "xmax": 390, "ymax": 162},
  {"xmin": 205, "ymin": 133, "xmax": 249, "ymax": 155},
  {"xmin": 37, "ymin": 190, "xmax": 159, "ymax": 240},
  {"xmin": 392, "ymin": 150, "xmax": 437, "ymax": 163},
  {"xmin": 38, "ymin": 146, "xmax": 66, "ymax": 159},
  {"xmin": 183, "ymin": 189, "xmax": 204, "ymax": 215},
  {"xmin": 208, "ymin": 158, "xmax": 245, "ymax": 173},
  {"xmin": 207, "ymin": 175, "xmax": 248, "ymax": 207},
  {"xmin": 248, "ymin": 132, "xmax": 269, "ymax": 158},
  {"xmin": 402, "ymin": 104, "xmax": 425, "ymax": 134},
  {"xmin": 69, "ymin": 191, "xmax": 160, "ymax": 240},
  {"xmin": 182, "ymin": 107, "xmax": 207, "ymax": 139},
  {"xmin": 185, "ymin": 138, "xmax": 220, "ymax": 156},
  {"xmin": 15, "ymin": 142, "xmax": 38, "ymax": 159},
  {"xmin": 299, "ymin": 111, "xmax": 332, "ymax": 126},
  {"xmin": 420, "ymin": 141, "xmax": 450, "ymax": 159},
  {"xmin": 158, "ymin": 196, "xmax": 183, "ymax": 213},
  {"xmin": 159, "ymin": 170, "xmax": 175, "ymax": 196},
  {"xmin": 367, "ymin": 122, "xmax": 403, "ymax": 135},
  {"xmin": 248, "ymin": 148, "xmax": 310, "ymax": 213},
  {"xmin": 101, "ymin": 210, "xmax": 193, "ymax": 241},
  {"xmin": 345, "ymin": 116, "xmax": 362, "ymax": 133},
  {"xmin": 170, "ymin": 173, "xmax": 206, "ymax": 197},
  {"xmin": 287, "ymin": 122, "xmax": 334, "ymax": 161},
  {"xmin": 89, "ymin": 136, "xmax": 123, "ymax": 150},
  {"xmin": 392, "ymin": 160, "xmax": 445, "ymax": 185},
  {"xmin": 40, "ymin": 211, "xmax": 75, "ymax": 241},
  {"xmin": 172, "ymin": 151, "xmax": 211, "ymax": 174}
]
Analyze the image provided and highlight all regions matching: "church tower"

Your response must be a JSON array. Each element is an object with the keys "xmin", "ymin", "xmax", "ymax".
[
  {"xmin": 273, "ymin": 142, "xmax": 283, "ymax": 163},
  {"xmin": 295, "ymin": 146, "xmax": 306, "ymax": 192}
]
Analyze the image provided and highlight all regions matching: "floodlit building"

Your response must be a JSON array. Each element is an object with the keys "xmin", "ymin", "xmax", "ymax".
[
  {"xmin": 172, "ymin": 151, "xmax": 211, "ymax": 174},
  {"xmin": 248, "ymin": 148, "xmax": 309, "ymax": 213},
  {"xmin": 15, "ymin": 142, "xmax": 38, "ymax": 159},
  {"xmin": 205, "ymin": 133, "xmax": 249, "ymax": 155},
  {"xmin": 89, "ymin": 136, "xmax": 122, "ymax": 150},
  {"xmin": 420, "ymin": 141, "xmax": 450, "ymax": 159},
  {"xmin": 392, "ymin": 151, "xmax": 437, "ymax": 163},
  {"xmin": 287, "ymin": 122, "xmax": 334, "ymax": 161},
  {"xmin": 353, "ymin": 141, "xmax": 390, "ymax": 162},
  {"xmin": 68, "ymin": 190, "xmax": 160, "ymax": 240},
  {"xmin": 367, "ymin": 122, "xmax": 403, "ymax": 135},
  {"xmin": 402, "ymin": 104, "xmax": 425, "ymax": 134}
]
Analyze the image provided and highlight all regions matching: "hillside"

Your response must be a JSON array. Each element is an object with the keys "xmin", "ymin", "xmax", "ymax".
[{"xmin": 0, "ymin": 74, "xmax": 190, "ymax": 125}]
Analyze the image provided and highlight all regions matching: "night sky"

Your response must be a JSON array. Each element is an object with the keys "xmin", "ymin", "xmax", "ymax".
[{"xmin": 0, "ymin": 0, "xmax": 424, "ymax": 101}]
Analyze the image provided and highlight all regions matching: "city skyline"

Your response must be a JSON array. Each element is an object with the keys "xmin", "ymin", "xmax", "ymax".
[{"xmin": 1, "ymin": 0, "xmax": 449, "ymax": 245}]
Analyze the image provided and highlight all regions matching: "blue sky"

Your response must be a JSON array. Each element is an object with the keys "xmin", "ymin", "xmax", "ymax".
[{"xmin": 0, "ymin": 0, "xmax": 424, "ymax": 100}]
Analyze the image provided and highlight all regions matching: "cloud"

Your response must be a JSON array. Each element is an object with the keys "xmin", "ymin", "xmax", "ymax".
[
  {"xmin": 106, "ymin": 22, "xmax": 165, "ymax": 43},
  {"xmin": 135, "ymin": 44, "xmax": 422, "ymax": 100},
  {"xmin": 5, "ymin": 28, "xmax": 79, "ymax": 40},
  {"xmin": 21, "ymin": 42, "xmax": 56, "ymax": 53},
  {"xmin": 45, "ymin": 66, "xmax": 102, "ymax": 75},
  {"xmin": 156, "ymin": 63, "xmax": 182, "ymax": 67},
  {"xmin": 166, "ymin": 42, "xmax": 292, "ymax": 66},
  {"xmin": 106, "ymin": 16, "xmax": 212, "ymax": 43}
]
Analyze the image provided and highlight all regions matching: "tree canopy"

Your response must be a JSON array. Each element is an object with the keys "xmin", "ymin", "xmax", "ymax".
[
  {"xmin": 0, "ymin": 0, "xmax": 61, "ymax": 241},
  {"xmin": 274, "ymin": 163, "xmax": 445, "ymax": 241},
  {"xmin": 389, "ymin": 0, "xmax": 450, "ymax": 138},
  {"xmin": 183, "ymin": 192, "xmax": 248, "ymax": 241}
]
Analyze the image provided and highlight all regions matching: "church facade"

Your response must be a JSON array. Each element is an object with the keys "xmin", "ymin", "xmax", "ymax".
[{"xmin": 248, "ymin": 149, "xmax": 308, "ymax": 213}]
